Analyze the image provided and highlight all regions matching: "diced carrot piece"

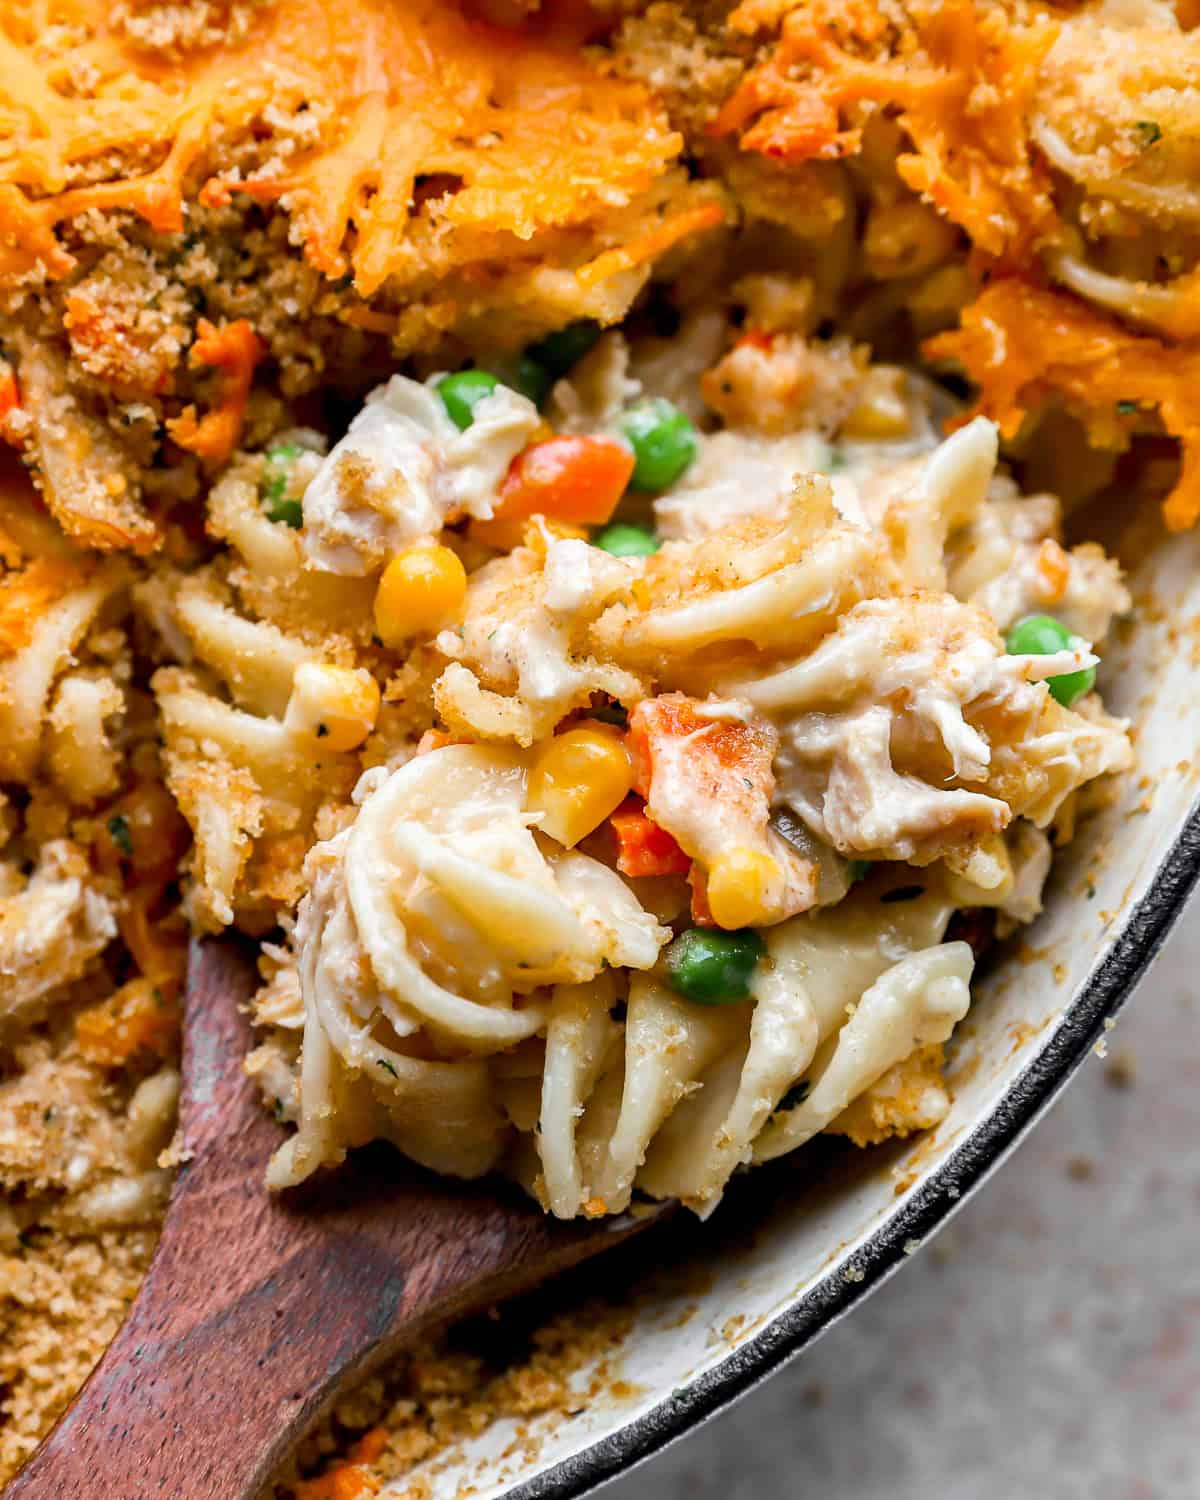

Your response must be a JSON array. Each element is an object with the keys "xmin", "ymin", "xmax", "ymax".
[
  {"xmin": 610, "ymin": 796, "xmax": 692, "ymax": 878},
  {"xmin": 494, "ymin": 435, "xmax": 633, "ymax": 525},
  {"xmin": 627, "ymin": 694, "xmax": 775, "ymax": 805}
]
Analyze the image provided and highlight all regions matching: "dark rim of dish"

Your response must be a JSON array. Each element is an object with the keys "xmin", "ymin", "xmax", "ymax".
[{"xmin": 503, "ymin": 788, "xmax": 1200, "ymax": 1500}]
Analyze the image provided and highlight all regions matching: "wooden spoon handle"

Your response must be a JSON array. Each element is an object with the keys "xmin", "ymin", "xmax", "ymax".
[
  {"xmin": 6, "ymin": 939, "xmax": 385, "ymax": 1497},
  {"xmin": 4, "ymin": 1203, "xmax": 408, "ymax": 1498},
  {"xmin": 5, "ymin": 938, "xmax": 627, "ymax": 1500}
]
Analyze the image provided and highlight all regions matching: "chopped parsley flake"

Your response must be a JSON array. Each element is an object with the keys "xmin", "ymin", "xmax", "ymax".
[
  {"xmin": 265, "ymin": 497, "xmax": 304, "ymax": 529},
  {"xmin": 377, "ymin": 1057, "xmax": 399, "ymax": 1078},
  {"xmin": 107, "ymin": 814, "xmax": 133, "ymax": 855},
  {"xmin": 1135, "ymin": 120, "xmax": 1162, "ymax": 148}
]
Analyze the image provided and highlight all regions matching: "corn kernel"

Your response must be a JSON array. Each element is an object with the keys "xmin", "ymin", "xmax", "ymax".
[
  {"xmin": 527, "ymin": 728, "xmax": 634, "ymax": 848},
  {"xmin": 840, "ymin": 368, "xmax": 911, "ymax": 440},
  {"xmin": 374, "ymin": 543, "xmax": 467, "ymax": 646},
  {"xmin": 284, "ymin": 662, "xmax": 380, "ymax": 752},
  {"xmin": 706, "ymin": 847, "xmax": 782, "ymax": 931}
]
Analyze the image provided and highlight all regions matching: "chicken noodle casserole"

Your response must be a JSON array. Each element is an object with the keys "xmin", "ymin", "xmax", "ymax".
[
  {"xmin": 2, "ymin": 0, "xmax": 1195, "ymax": 1482},
  {"xmin": 224, "ymin": 344, "xmax": 1130, "ymax": 1217}
]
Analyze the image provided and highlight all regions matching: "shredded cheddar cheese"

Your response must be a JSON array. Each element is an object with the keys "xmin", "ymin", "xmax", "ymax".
[
  {"xmin": 577, "ymin": 200, "xmax": 728, "ymax": 288},
  {"xmin": 712, "ymin": 0, "xmax": 1060, "ymax": 262},
  {"xmin": 0, "ymin": 0, "xmax": 689, "ymax": 296},
  {"xmin": 0, "ymin": 556, "xmax": 87, "ymax": 658},
  {"xmin": 166, "ymin": 319, "xmax": 264, "ymax": 466},
  {"xmin": 926, "ymin": 277, "xmax": 1200, "ymax": 531}
]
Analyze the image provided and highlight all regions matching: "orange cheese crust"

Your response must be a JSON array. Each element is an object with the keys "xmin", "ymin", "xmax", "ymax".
[
  {"xmin": 0, "ymin": 0, "xmax": 692, "ymax": 295},
  {"xmin": 0, "ymin": 555, "xmax": 89, "ymax": 658},
  {"xmin": 165, "ymin": 319, "xmax": 265, "ymax": 466},
  {"xmin": 926, "ymin": 277, "xmax": 1200, "ymax": 532},
  {"xmin": 711, "ymin": 0, "xmax": 1060, "ymax": 263}
]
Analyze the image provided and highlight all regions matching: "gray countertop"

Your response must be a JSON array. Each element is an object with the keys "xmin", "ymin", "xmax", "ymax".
[{"xmin": 607, "ymin": 897, "xmax": 1200, "ymax": 1500}]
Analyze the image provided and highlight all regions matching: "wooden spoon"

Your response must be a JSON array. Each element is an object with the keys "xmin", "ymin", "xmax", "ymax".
[{"xmin": 4, "ymin": 937, "xmax": 660, "ymax": 1500}]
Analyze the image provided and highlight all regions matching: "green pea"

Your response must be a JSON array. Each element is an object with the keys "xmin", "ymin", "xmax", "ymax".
[
  {"xmin": 513, "ymin": 354, "xmax": 551, "ymax": 408},
  {"xmin": 664, "ymin": 927, "xmax": 765, "ymax": 1005},
  {"xmin": 261, "ymin": 441, "xmax": 303, "ymax": 526},
  {"xmin": 437, "ymin": 369, "xmax": 501, "ymax": 431},
  {"xmin": 1005, "ymin": 613, "xmax": 1096, "ymax": 708},
  {"xmin": 262, "ymin": 440, "xmax": 299, "ymax": 498},
  {"xmin": 266, "ymin": 498, "xmax": 303, "ymax": 528},
  {"xmin": 618, "ymin": 398, "xmax": 698, "ymax": 492},
  {"xmin": 593, "ymin": 522, "xmax": 659, "ymax": 557},
  {"xmin": 528, "ymin": 320, "xmax": 602, "ymax": 377}
]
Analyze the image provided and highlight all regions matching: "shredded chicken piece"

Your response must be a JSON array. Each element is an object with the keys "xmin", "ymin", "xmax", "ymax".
[{"xmin": 0, "ymin": 842, "xmax": 116, "ymax": 1034}]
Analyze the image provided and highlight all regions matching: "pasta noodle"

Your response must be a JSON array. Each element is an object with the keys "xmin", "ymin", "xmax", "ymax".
[{"xmin": 239, "ymin": 331, "xmax": 1132, "ymax": 1218}]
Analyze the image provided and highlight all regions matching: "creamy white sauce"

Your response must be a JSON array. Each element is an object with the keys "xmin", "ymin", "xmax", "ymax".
[{"xmin": 654, "ymin": 430, "xmax": 830, "ymax": 541}]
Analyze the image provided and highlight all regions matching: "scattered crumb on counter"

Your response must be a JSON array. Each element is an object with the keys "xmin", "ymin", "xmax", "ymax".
[{"xmin": 1105, "ymin": 1049, "xmax": 1137, "ymax": 1091}]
